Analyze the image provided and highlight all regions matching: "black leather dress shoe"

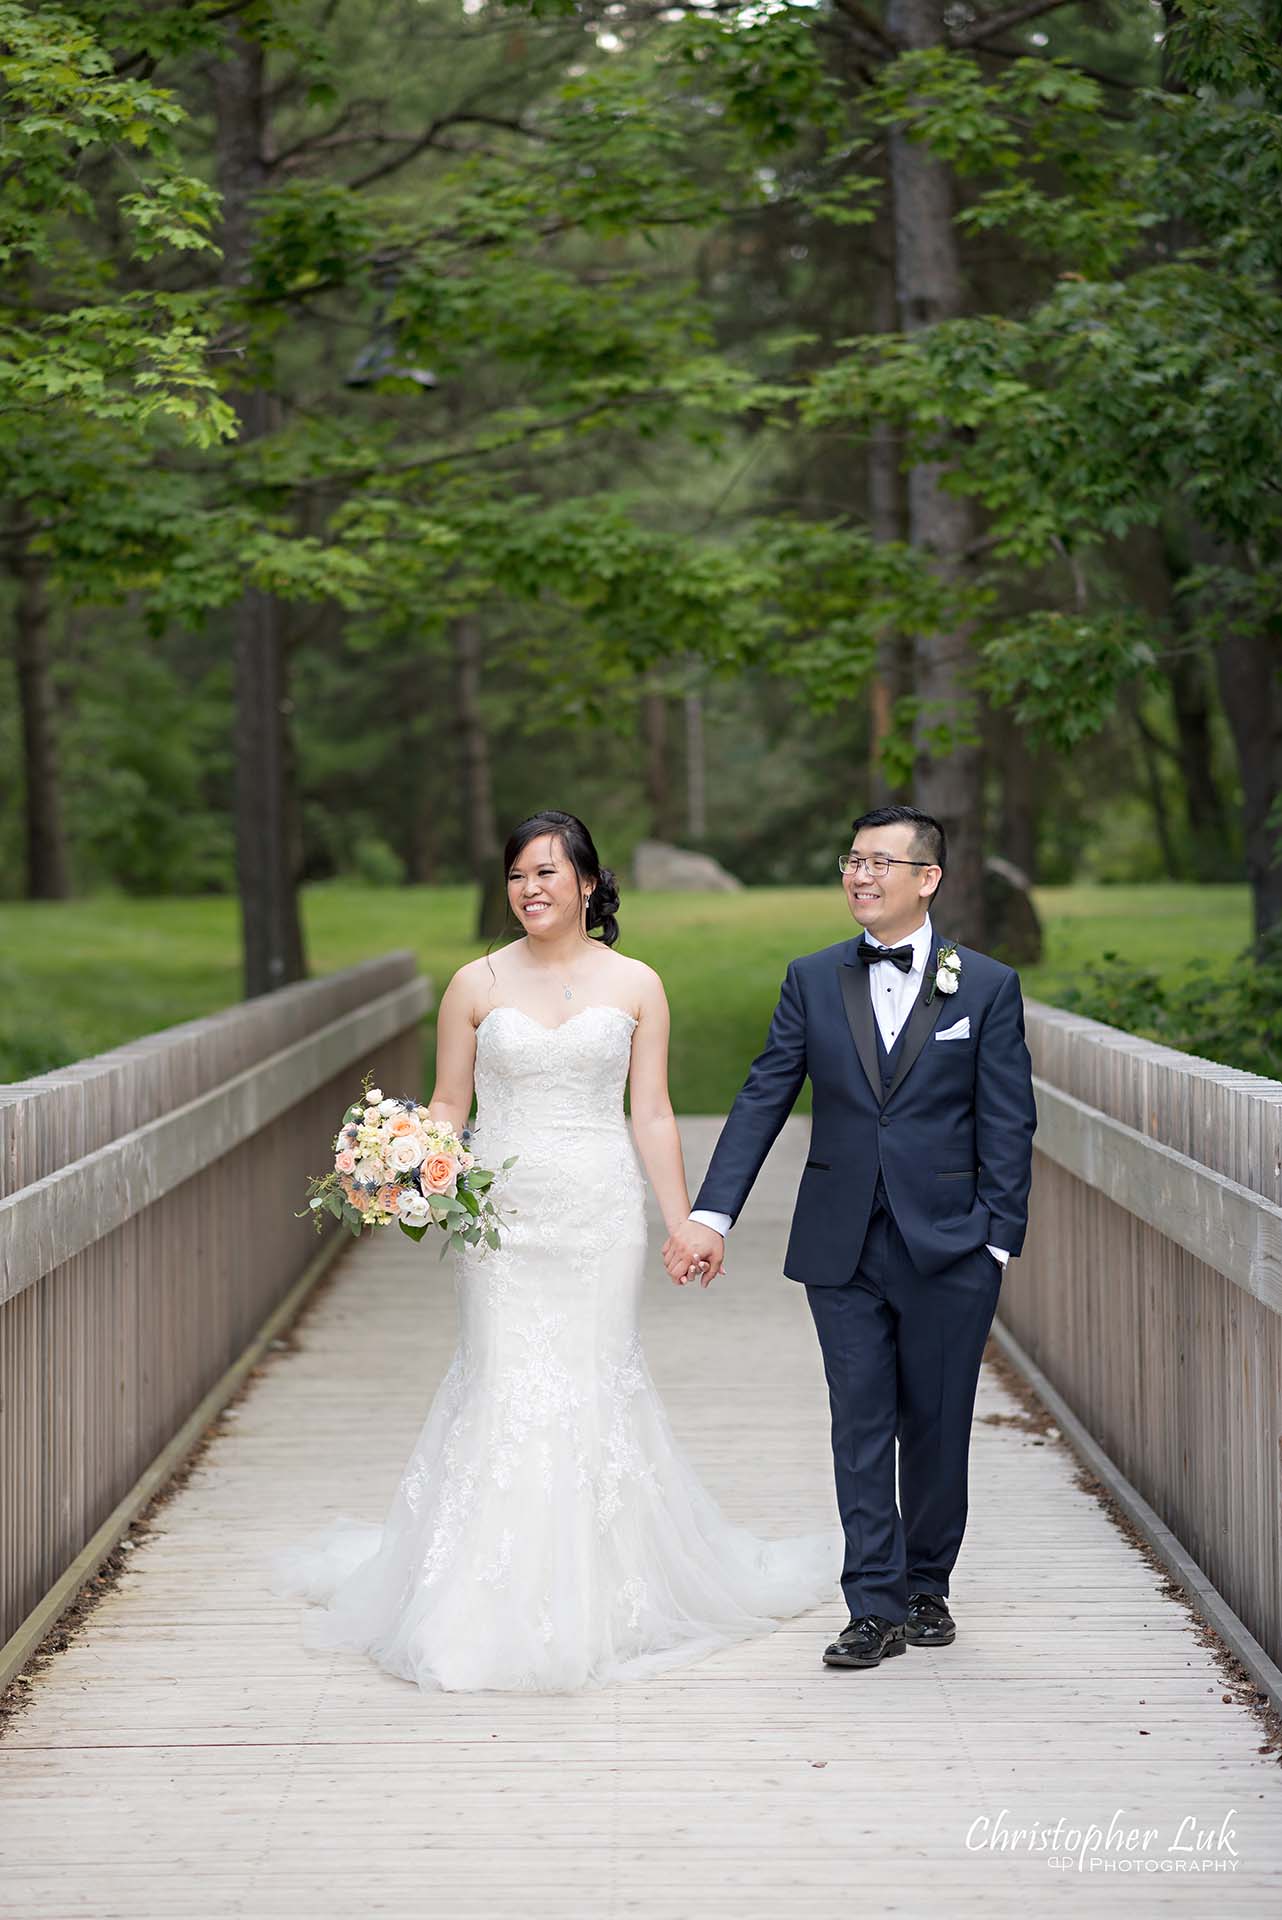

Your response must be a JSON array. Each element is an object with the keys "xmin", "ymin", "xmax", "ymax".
[
  {"xmin": 822, "ymin": 1614, "xmax": 908, "ymax": 1668},
  {"xmin": 905, "ymin": 1591, "xmax": 956, "ymax": 1646}
]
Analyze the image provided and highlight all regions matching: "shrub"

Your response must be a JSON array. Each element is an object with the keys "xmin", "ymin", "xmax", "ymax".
[{"xmin": 1056, "ymin": 930, "xmax": 1282, "ymax": 1081}]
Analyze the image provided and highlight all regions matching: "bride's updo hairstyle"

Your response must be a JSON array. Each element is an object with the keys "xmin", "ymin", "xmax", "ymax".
[{"xmin": 503, "ymin": 809, "xmax": 620, "ymax": 948}]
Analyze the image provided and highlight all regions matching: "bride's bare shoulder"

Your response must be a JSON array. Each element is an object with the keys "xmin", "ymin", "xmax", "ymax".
[
  {"xmin": 441, "ymin": 952, "xmax": 511, "ymax": 1019},
  {"xmin": 443, "ymin": 955, "xmax": 485, "ymax": 995},
  {"xmin": 599, "ymin": 950, "xmax": 665, "ymax": 1008}
]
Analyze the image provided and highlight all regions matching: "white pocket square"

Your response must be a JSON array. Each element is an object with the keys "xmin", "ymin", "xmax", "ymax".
[{"xmin": 935, "ymin": 1016, "xmax": 971, "ymax": 1041}]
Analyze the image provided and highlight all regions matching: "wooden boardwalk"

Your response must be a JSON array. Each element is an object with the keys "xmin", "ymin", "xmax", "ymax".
[{"xmin": 2, "ymin": 1119, "xmax": 1280, "ymax": 1917}]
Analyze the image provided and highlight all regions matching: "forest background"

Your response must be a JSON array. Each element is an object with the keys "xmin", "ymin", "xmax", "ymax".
[{"xmin": 2, "ymin": 0, "xmax": 1280, "ymax": 1090}]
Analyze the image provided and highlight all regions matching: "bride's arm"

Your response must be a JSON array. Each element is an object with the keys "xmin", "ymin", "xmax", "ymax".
[
  {"xmin": 426, "ymin": 968, "xmax": 478, "ymax": 1135},
  {"xmin": 627, "ymin": 968, "xmax": 695, "ymax": 1243}
]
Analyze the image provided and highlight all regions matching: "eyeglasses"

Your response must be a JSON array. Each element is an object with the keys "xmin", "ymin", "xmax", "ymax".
[{"xmin": 838, "ymin": 853, "xmax": 929, "ymax": 878}]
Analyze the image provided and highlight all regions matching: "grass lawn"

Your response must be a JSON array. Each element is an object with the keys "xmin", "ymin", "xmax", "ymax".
[{"xmin": 0, "ymin": 881, "xmax": 1251, "ymax": 1111}]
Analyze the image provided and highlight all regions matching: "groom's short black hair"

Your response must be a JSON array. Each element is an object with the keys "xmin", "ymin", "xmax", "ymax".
[{"xmin": 850, "ymin": 804, "xmax": 946, "ymax": 877}]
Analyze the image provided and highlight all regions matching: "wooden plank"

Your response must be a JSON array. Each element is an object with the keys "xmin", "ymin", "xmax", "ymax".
[{"xmin": 2, "ymin": 1117, "xmax": 1279, "ymax": 1918}]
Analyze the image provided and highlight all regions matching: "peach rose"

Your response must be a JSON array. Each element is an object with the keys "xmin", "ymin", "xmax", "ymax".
[
  {"xmin": 389, "ymin": 1113, "xmax": 417, "ymax": 1137},
  {"xmin": 421, "ymin": 1151, "xmax": 459, "ymax": 1195},
  {"xmin": 335, "ymin": 1148, "xmax": 357, "ymax": 1174}
]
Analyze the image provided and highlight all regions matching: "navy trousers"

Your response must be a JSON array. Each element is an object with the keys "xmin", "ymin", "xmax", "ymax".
[{"xmin": 805, "ymin": 1195, "xmax": 1003, "ymax": 1624}]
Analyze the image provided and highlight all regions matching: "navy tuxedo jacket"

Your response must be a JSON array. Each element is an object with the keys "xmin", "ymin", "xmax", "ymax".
[{"xmin": 693, "ymin": 930, "xmax": 1038, "ymax": 1286}]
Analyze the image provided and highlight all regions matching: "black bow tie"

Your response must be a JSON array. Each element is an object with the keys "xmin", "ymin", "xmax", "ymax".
[{"xmin": 859, "ymin": 942, "xmax": 915, "ymax": 974}]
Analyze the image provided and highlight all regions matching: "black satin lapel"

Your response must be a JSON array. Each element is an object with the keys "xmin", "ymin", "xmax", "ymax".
[
  {"xmin": 884, "ymin": 933, "xmax": 949, "ymax": 1104},
  {"xmin": 839, "ymin": 950, "xmax": 882, "ymax": 1102}
]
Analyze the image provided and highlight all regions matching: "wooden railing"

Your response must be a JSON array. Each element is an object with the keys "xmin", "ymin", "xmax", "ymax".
[
  {"xmin": 1003, "ymin": 1001, "xmax": 1282, "ymax": 1675},
  {"xmin": 0, "ymin": 952, "xmax": 431, "ymax": 1679}
]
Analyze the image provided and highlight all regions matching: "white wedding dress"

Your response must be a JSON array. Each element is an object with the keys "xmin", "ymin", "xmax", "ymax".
[{"xmin": 269, "ymin": 1002, "xmax": 841, "ymax": 1693}]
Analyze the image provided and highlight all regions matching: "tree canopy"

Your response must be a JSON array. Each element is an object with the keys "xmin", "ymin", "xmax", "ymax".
[{"xmin": 2, "ymin": 0, "xmax": 1278, "ymax": 968}]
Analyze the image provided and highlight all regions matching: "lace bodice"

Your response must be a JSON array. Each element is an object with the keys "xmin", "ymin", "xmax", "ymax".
[{"xmin": 470, "ymin": 1003, "xmax": 637, "ymax": 1161}]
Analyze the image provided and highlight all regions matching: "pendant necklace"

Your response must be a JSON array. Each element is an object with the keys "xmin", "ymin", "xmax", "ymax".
[
  {"xmin": 564, "ymin": 904, "xmax": 593, "ymax": 997},
  {"xmin": 564, "ymin": 933, "xmax": 594, "ymax": 1006}
]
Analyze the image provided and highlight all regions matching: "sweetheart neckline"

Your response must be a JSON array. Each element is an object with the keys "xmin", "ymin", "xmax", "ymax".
[{"xmin": 475, "ymin": 1004, "xmax": 639, "ymax": 1039}]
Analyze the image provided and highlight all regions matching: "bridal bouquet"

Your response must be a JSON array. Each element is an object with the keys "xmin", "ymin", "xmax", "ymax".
[{"xmin": 299, "ymin": 1071, "xmax": 514, "ymax": 1254}]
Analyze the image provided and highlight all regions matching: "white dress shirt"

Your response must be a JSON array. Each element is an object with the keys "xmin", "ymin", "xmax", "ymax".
[
  {"xmin": 689, "ymin": 910, "xmax": 1008, "ymax": 1267},
  {"xmin": 865, "ymin": 911, "xmax": 935, "ymax": 1051}
]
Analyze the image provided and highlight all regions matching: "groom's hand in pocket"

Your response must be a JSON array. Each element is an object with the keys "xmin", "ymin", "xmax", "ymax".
[{"xmin": 663, "ymin": 1222, "xmax": 725, "ymax": 1287}]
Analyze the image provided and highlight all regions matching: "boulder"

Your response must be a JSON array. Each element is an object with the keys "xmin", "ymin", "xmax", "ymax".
[
  {"xmin": 632, "ymin": 840, "xmax": 744, "ymax": 893},
  {"xmin": 982, "ymin": 855, "xmax": 1043, "ymax": 966}
]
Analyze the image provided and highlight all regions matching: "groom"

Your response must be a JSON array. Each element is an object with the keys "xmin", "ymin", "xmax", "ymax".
[{"xmin": 664, "ymin": 805, "xmax": 1037, "ymax": 1670}]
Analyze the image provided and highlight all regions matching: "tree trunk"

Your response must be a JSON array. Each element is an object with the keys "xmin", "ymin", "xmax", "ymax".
[
  {"xmin": 1145, "ymin": 531, "xmax": 1231, "ymax": 879},
  {"xmin": 1213, "ymin": 626, "xmax": 1282, "ymax": 945},
  {"xmin": 991, "ymin": 704, "xmax": 1039, "ymax": 883},
  {"xmin": 867, "ymin": 258, "xmax": 910, "ymax": 806},
  {"xmin": 1163, "ymin": 645, "xmax": 1228, "ymax": 879},
  {"xmin": 1125, "ymin": 689, "xmax": 1180, "ymax": 881},
  {"xmin": 885, "ymin": 0, "xmax": 985, "ymax": 943},
  {"xmin": 684, "ymin": 688, "xmax": 707, "ymax": 841},
  {"xmin": 453, "ymin": 614, "xmax": 505, "ymax": 939},
  {"xmin": 1127, "ymin": 524, "xmax": 1232, "ymax": 879},
  {"xmin": 214, "ymin": 22, "xmax": 307, "ymax": 997},
  {"xmin": 11, "ymin": 528, "xmax": 71, "ymax": 900},
  {"xmin": 231, "ymin": 527, "xmax": 306, "ymax": 994},
  {"xmin": 1165, "ymin": 523, "xmax": 1282, "ymax": 941},
  {"xmin": 643, "ymin": 688, "xmax": 679, "ymax": 841}
]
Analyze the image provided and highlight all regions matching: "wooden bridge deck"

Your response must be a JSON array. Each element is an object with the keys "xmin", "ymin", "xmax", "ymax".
[{"xmin": 2, "ymin": 1119, "xmax": 1280, "ymax": 1917}]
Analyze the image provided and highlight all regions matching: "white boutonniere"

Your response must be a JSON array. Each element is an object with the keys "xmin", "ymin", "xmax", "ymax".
[{"xmin": 927, "ymin": 941, "xmax": 961, "ymax": 1003}]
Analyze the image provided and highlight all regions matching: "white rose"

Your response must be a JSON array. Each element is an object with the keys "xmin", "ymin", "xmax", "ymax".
[
  {"xmin": 378, "ymin": 1098, "xmax": 397, "ymax": 1117},
  {"xmin": 389, "ymin": 1135, "xmax": 425, "ymax": 1172},
  {"xmin": 365, "ymin": 1088, "xmax": 383, "ymax": 1105},
  {"xmin": 396, "ymin": 1190, "xmax": 431, "ymax": 1224},
  {"xmin": 935, "ymin": 949, "xmax": 961, "ymax": 994}
]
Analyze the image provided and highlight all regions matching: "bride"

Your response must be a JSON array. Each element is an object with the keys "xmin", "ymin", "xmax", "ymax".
[{"xmin": 270, "ymin": 808, "xmax": 840, "ymax": 1692}]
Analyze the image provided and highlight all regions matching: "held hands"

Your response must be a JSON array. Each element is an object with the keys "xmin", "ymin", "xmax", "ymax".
[{"xmin": 662, "ymin": 1221, "xmax": 726, "ymax": 1288}]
